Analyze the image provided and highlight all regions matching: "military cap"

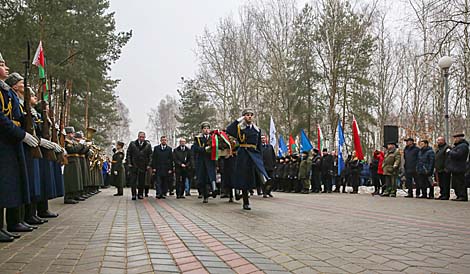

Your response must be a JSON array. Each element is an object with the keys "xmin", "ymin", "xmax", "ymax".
[
  {"xmin": 404, "ymin": 137, "xmax": 414, "ymax": 142},
  {"xmin": 5, "ymin": 72, "xmax": 24, "ymax": 87},
  {"xmin": 313, "ymin": 148, "xmax": 319, "ymax": 153},
  {"xmin": 453, "ymin": 133, "xmax": 465, "ymax": 138},
  {"xmin": 0, "ymin": 51, "xmax": 4, "ymax": 63},
  {"xmin": 386, "ymin": 140, "xmax": 397, "ymax": 146},
  {"xmin": 117, "ymin": 141, "xmax": 125, "ymax": 147},
  {"xmin": 322, "ymin": 148, "xmax": 328, "ymax": 152},
  {"xmin": 65, "ymin": 126, "xmax": 75, "ymax": 134},
  {"xmin": 242, "ymin": 108, "xmax": 254, "ymax": 116},
  {"xmin": 74, "ymin": 131, "xmax": 83, "ymax": 138},
  {"xmin": 200, "ymin": 121, "xmax": 210, "ymax": 129}
]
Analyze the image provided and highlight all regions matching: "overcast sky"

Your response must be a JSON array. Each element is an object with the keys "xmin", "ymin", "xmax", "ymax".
[
  {"xmin": 109, "ymin": 0, "xmax": 245, "ymax": 140},
  {"xmin": 108, "ymin": 0, "xmax": 406, "ymax": 141}
]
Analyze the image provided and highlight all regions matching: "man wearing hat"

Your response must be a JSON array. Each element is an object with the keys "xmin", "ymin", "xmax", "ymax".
[
  {"xmin": 63, "ymin": 127, "xmax": 84, "ymax": 204},
  {"xmin": 447, "ymin": 133, "xmax": 469, "ymax": 201},
  {"xmin": 74, "ymin": 131, "xmax": 92, "ymax": 200},
  {"xmin": 0, "ymin": 52, "xmax": 40, "ymax": 241},
  {"xmin": 434, "ymin": 136, "xmax": 451, "ymax": 200},
  {"xmin": 320, "ymin": 148, "xmax": 334, "ymax": 193},
  {"xmin": 226, "ymin": 109, "xmax": 269, "ymax": 210},
  {"xmin": 192, "ymin": 122, "xmax": 217, "ymax": 203},
  {"xmin": 381, "ymin": 142, "xmax": 401, "ymax": 197},
  {"xmin": 403, "ymin": 137, "xmax": 420, "ymax": 198}
]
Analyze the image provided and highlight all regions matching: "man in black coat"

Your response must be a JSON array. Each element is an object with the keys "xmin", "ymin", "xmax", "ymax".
[
  {"xmin": 152, "ymin": 136, "xmax": 173, "ymax": 199},
  {"xmin": 435, "ymin": 137, "xmax": 451, "ymax": 200},
  {"xmin": 447, "ymin": 133, "xmax": 469, "ymax": 202},
  {"xmin": 173, "ymin": 138, "xmax": 191, "ymax": 198},
  {"xmin": 126, "ymin": 131, "xmax": 152, "ymax": 200},
  {"xmin": 310, "ymin": 149, "xmax": 322, "ymax": 193},
  {"xmin": 261, "ymin": 134, "xmax": 276, "ymax": 198},
  {"xmin": 403, "ymin": 137, "xmax": 420, "ymax": 198},
  {"xmin": 320, "ymin": 149, "xmax": 334, "ymax": 193}
]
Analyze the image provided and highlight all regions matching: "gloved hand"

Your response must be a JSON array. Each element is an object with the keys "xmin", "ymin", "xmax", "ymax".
[
  {"xmin": 79, "ymin": 139, "xmax": 86, "ymax": 144},
  {"xmin": 40, "ymin": 138, "xmax": 56, "ymax": 150},
  {"xmin": 53, "ymin": 143, "xmax": 63, "ymax": 153},
  {"xmin": 237, "ymin": 116, "xmax": 244, "ymax": 122},
  {"xmin": 23, "ymin": 132, "xmax": 39, "ymax": 147},
  {"xmin": 205, "ymin": 146, "xmax": 211, "ymax": 152},
  {"xmin": 446, "ymin": 148, "xmax": 451, "ymax": 153},
  {"xmin": 114, "ymin": 171, "xmax": 118, "ymax": 175}
]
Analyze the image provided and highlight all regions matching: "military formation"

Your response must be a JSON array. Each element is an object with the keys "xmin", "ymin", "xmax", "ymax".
[{"xmin": 0, "ymin": 51, "xmax": 107, "ymax": 243}]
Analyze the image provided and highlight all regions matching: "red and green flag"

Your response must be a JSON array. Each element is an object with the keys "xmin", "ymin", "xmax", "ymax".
[
  {"xmin": 32, "ymin": 41, "xmax": 48, "ymax": 100},
  {"xmin": 288, "ymin": 134, "xmax": 297, "ymax": 155},
  {"xmin": 317, "ymin": 124, "xmax": 324, "ymax": 152}
]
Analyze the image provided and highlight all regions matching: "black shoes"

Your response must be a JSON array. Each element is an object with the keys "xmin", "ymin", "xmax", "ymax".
[
  {"xmin": 243, "ymin": 204, "xmax": 251, "ymax": 210},
  {"xmin": 1, "ymin": 228, "xmax": 20, "ymax": 239},
  {"xmin": 228, "ymin": 197, "xmax": 234, "ymax": 203},
  {"xmin": 436, "ymin": 196, "xmax": 449, "ymax": 200},
  {"xmin": 8, "ymin": 223, "xmax": 34, "ymax": 233},
  {"xmin": 132, "ymin": 196, "xmax": 137, "ymax": 200},
  {"xmin": 452, "ymin": 197, "xmax": 468, "ymax": 202},
  {"xmin": 64, "ymin": 199, "xmax": 78, "ymax": 204},
  {"xmin": 0, "ymin": 229, "xmax": 14, "ymax": 242},
  {"xmin": 211, "ymin": 192, "xmax": 217, "ymax": 198},
  {"xmin": 176, "ymin": 196, "xmax": 186, "ymax": 199},
  {"xmin": 113, "ymin": 193, "xmax": 123, "ymax": 196},
  {"xmin": 137, "ymin": 195, "xmax": 144, "ymax": 199},
  {"xmin": 203, "ymin": 198, "xmax": 208, "ymax": 203},
  {"xmin": 38, "ymin": 210, "xmax": 58, "ymax": 218}
]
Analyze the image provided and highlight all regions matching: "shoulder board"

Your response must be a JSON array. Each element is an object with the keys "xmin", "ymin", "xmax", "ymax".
[{"xmin": 0, "ymin": 81, "xmax": 10, "ymax": 91}]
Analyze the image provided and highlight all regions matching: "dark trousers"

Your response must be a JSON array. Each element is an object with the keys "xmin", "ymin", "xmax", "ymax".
[
  {"xmin": 37, "ymin": 200, "xmax": 49, "ymax": 215},
  {"xmin": 405, "ymin": 172, "xmax": 418, "ymax": 197},
  {"xmin": 6, "ymin": 206, "xmax": 23, "ymax": 225},
  {"xmin": 351, "ymin": 173, "xmax": 360, "ymax": 192},
  {"xmin": 242, "ymin": 189, "xmax": 249, "ymax": 205},
  {"xmin": 175, "ymin": 170, "xmax": 189, "ymax": 197},
  {"xmin": 322, "ymin": 173, "xmax": 332, "ymax": 192},
  {"xmin": 372, "ymin": 175, "xmax": 381, "ymax": 193},
  {"xmin": 452, "ymin": 172, "xmax": 467, "ymax": 200},
  {"xmin": 311, "ymin": 172, "xmax": 321, "ymax": 192},
  {"xmin": 131, "ymin": 170, "xmax": 146, "ymax": 197},
  {"xmin": 156, "ymin": 175, "xmax": 169, "ymax": 197},
  {"xmin": 262, "ymin": 170, "xmax": 273, "ymax": 195},
  {"xmin": 0, "ymin": 208, "xmax": 4, "ymax": 229},
  {"xmin": 437, "ymin": 171, "xmax": 451, "ymax": 198},
  {"xmin": 416, "ymin": 174, "xmax": 431, "ymax": 198}
]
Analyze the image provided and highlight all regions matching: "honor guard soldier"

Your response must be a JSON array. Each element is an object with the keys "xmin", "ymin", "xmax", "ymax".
[
  {"xmin": 63, "ymin": 127, "xmax": 84, "ymax": 204},
  {"xmin": 0, "ymin": 52, "xmax": 38, "ymax": 241},
  {"xmin": 192, "ymin": 122, "xmax": 217, "ymax": 203},
  {"xmin": 226, "ymin": 109, "xmax": 269, "ymax": 210}
]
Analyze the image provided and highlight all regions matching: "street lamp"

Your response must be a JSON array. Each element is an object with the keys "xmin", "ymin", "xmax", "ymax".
[{"xmin": 438, "ymin": 56, "xmax": 454, "ymax": 143}]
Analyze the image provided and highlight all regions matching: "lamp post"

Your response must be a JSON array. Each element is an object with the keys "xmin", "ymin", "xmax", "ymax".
[{"xmin": 438, "ymin": 56, "xmax": 454, "ymax": 143}]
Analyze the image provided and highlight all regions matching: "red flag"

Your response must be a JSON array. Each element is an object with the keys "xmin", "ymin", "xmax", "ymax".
[
  {"xmin": 317, "ymin": 125, "xmax": 323, "ymax": 152},
  {"xmin": 352, "ymin": 116, "xmax": 364, "ymax": 160},
  {"xmin": 288, "ymin": 134, "xmax": 295, "ymax": 155}
]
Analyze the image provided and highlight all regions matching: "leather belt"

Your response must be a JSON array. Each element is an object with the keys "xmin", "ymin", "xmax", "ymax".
[
  {"xmin": 239, "ymin": 144, "xmax": 257, "ymax": 149},
  {"xmin": 67, "ymin": 154, "xmax": 84, "ymax": 158}
]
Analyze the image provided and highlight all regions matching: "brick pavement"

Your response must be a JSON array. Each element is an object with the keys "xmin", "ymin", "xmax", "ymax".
[{"xmin": 1, "ymin": 188, "xmax": 469, "ymax": 274}]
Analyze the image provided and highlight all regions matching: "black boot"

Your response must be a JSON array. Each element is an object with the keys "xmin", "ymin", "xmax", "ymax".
[
  {"xmin": 1, "ymin": 228, "xmax": 20, "ymax": 239},
  {"xmin": 7, "ymin": 223, "xmax": 34, "ymax": 232},
  {"xmin": 0, "ymin": 229, "xmax": 14, "ymax": 242}
]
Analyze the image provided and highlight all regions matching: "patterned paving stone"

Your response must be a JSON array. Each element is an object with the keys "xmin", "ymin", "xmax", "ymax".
[{"xmin": 1, "ymin": 188, "xmax": 470, "ymax": 274}]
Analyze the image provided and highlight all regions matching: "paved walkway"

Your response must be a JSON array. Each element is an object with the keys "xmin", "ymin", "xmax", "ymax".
[{"xmin": 1, "ymin": 188, "xmax": 470, "ymax": 274}]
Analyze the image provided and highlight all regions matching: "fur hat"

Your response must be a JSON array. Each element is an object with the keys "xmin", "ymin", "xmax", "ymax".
[
  {"xmin": 65, "ymin": 127, "xmax": 75, "ymax": 134},
  {"xmin": 5, "ymin": 72, "xmax": 24, "ymax": 87}
]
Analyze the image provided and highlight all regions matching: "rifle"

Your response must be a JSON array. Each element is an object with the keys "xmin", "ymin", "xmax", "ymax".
[
  {"xmin": 49, "ymin": 76, "xmax": 65, "ymax": 164},
  {"xmin": 23, "ymin": 41, "xmax": 43, "ymax": 159},
  {"xmin": 39, "ymin": 77, "xmax": 57, "ymax": 161},
  {"xmin": 59, "ymin": 81, "xmax": 69, "ymax": 165}
]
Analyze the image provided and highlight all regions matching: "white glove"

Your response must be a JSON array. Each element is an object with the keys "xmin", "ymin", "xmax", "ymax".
[
  {"xmin": 446, "ymin": 148, "xmax": 451, "ymax": 153},
  {"xmin": 23, "ymin": 132, "xmax": 39, "ymax": 147},
  {"xmin": 237, "ymin": 116, "xmax": 244, "ymax": 122},
  {"xmin": 40, "ymin": 138, "xmax": 55, "ymax": 150},
  {"xmin": 79, "ymin": 139, "xmax": 85, "ymax": 144},
  {"xmin": 114, "ymin": 171, "xmax": 118, "ymax": 175},
  {"xmin": 53, "ymin": 143, "xmax": 63, "ymax": 153}
]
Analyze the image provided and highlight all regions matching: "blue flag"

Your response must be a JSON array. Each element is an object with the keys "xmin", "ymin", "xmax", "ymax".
[
  {"xmin": 337, "ymin": 120, "xmax": 345, "ymax": 175},
  {"xmin": 300, "ymin": 129, "xmax": 313, "ymax": 152},
  {"xmin": 278, "ymin": 134, "xmax": 288, "ymax": 157}
]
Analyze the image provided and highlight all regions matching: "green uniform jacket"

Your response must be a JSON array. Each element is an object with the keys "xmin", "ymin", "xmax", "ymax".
[
  {"xmin": 298, "ymin": 158, "xmax": 312, "ymax": 179},
  {"xmin": 64, "ymin": 138, "xmax": 84, "ymax": 193},
  {"xmin": 110, "ymin": 151, "xmax": 126, "ymax": 188},
  {"xmin": 382, "ymin": 148, "xmax": 401, "ymax": 176}
]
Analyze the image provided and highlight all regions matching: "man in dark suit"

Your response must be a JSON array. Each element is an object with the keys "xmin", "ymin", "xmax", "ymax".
[
  {"xmin": 126, "ymin": 131, "xmax": 152, "ymax": 200},
  {"xmin": 152, "ymin": 136, "xmax": 173, "ymax": 199},
  {"xmin": 192, "ymin": 122, "xmax": 217, "ymax": 203},
  {"xmin": 173, "ymin": 138, "xmax": 191, "ymax": 198},
  {"xmin": 261, "ymin": 134, "xmax": 276, "ymax": 198}
]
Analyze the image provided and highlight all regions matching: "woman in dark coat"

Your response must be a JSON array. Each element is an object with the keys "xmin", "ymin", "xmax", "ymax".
[{"xmin": 111, "ymin": 142, "xmax": 126, "ymax": 196}]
